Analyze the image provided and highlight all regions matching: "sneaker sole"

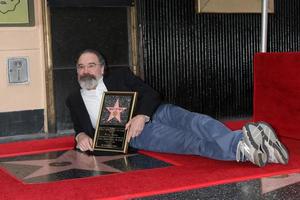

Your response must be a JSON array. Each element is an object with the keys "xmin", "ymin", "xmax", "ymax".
[{"xmin": 257, "ymin": 122, "xmax": 289, "ymax": 164}]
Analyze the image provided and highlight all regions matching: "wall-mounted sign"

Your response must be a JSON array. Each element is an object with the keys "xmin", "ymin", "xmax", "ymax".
[
  {"xmin": 0, "ymin": 0, "xmax": 34, "ymax": 26},
  {"xmin": 7, "ymin": 57, "xmax": 30, "ymax": 84},
  {"xmin": 195, "ymin": 0, "xmax": 274, "ymax": 13}
]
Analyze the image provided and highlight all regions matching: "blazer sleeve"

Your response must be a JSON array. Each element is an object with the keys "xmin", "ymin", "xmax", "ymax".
[
  {"xmin": 65, "ymin": 92, "xmax": 95, "ymax": 138},
  {"xmin": 123, "ymin": 69, "xmax": 161, "ymax": 117}
]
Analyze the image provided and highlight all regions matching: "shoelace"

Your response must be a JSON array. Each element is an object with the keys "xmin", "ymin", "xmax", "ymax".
[
  {"xmin": 236, "ymin": 141, "xmax": 252, "ymax": 162},
  {"xmin": 236, "ymin": 125, "xmax": 264, "ymax": 162},
  {"xmin": 236, "ymin": 141, "xmax": 245, "ymax": 162},
  {"xmin": 252, "ymin": 126, "xmax": 263, "ymax": 140}
]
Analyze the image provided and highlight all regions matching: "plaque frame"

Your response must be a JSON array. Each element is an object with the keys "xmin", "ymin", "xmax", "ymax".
[{"xmin": 92, "ymin": 91, "xmax": 137, "ymax": 153}]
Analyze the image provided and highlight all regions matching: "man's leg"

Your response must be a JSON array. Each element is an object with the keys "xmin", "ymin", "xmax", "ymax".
[{"xmin": 130, "ymin": 104, "xmax": 243, "ymax": 160}]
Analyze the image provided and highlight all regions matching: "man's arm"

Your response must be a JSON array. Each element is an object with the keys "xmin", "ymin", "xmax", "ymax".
[
  {"xmin": 66, "ymin": 93, "xmax": 94, "ymax": 151},
  {"xmin": 66, "ymin": 95, "xmax": 86, "ymax": 136},
  {"xmin": 75, "ymin": 132, "xmax": 93, "ymax": 151},
  {"xmin": 121, "ymin": 69, "xmax": 161, "ymax": 141},
  {"xmin": 124, "ymin": 69, "xmax": 161, "ymax": 117}
]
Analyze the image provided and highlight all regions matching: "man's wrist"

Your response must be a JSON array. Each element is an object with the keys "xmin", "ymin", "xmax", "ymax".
[{"xmin": 75, "ymin": 132, "xmax": 86, "ymax": 142}]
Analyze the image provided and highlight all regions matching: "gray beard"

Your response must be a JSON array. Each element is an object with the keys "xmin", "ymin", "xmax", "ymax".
[{"xmin": 78, "ymin": 74, "xmax": 99, "ymax": 90}]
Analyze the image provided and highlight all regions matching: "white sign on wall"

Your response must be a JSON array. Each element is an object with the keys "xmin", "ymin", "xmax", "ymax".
[{"xmin": 7, "ymin": 57, "xmax": 30, "ymax": 84}]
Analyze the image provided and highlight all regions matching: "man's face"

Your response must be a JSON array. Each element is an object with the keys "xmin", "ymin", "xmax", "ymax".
[{"xmin": 77, "ymin": 52, "xmax": 104, "ymax": 90}]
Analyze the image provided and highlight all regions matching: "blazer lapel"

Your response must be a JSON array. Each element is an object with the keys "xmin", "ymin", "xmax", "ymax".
[{"xmin": 103, "ymin": 75, "xmax": 114, "ymax": 90}]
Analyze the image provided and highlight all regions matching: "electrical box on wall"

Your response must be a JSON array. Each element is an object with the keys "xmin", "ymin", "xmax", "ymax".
[{"xmin": 7, "ymin": 57, "xmax": 29, "ymax": 84}]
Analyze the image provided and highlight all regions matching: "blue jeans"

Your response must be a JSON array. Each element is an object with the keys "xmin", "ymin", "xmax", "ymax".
[{"xmin": 130, "ymin": 104, "xmax": 243, "ymax": 161}]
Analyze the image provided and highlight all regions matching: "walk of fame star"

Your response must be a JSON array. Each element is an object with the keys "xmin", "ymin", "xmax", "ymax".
[
  {"xmin": 261, "ymin": 173, "xmax": 300, "ymax": 194},
  {"xmin": 1, "ymin": 150, "xmax": 136, "ymax": 180},
  {"xmin": 106, "ymin": 99, "xmax": 127, "ymax": 122}
]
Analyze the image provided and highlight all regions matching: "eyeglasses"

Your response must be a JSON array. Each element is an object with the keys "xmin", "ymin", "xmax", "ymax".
[{"xmin": 76, "ymin": 63, "xmax": 102, "ymax": 70}]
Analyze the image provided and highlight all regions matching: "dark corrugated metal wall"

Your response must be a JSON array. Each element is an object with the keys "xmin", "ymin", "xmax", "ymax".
[
  {"xmin": 137, "ymin": 0, "xmax": 300, "ymax": 120},
  {"xmin": 268, "ymin": 1, "xmax": 300, "ymax": 51}
]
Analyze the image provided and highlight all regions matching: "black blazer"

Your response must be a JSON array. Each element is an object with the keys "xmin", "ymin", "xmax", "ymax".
[{"xmin": 66, "ymin": 67, "xmax": 161, "ymax": 138}]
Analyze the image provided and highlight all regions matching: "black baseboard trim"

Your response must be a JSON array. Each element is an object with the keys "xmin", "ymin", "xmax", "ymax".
[{"xmin": 0, "ymin": 109, "xmax": 44, "ymax": 137}]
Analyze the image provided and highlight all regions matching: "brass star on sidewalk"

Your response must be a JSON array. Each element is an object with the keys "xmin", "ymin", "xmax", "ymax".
[
  {"xmin": 261, "ymin": 173, "xmax": 300, "ymax": 194},
  {"xmin": 2, "ymin": 150, "xmax": 135, "ymax": 179},
  {"xmin": 106, "ymin": 99, "xmax": 127, "ymax": 122}
]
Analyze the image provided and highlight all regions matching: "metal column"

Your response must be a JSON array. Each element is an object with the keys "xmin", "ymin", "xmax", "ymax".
[{"xmin": 261, "ymin": 0, "xmax": 269, "ymax": 52}]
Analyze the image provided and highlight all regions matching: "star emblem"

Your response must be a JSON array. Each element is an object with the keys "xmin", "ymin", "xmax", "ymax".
[
  {"xmin": 106, "ymin": 99, "xmax": 127, "ymax": 122},
  {"xmin": 1, "ymin": 150, "xmax": 135, "ymax": 179}
]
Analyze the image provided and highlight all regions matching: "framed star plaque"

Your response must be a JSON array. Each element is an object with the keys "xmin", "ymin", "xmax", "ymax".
[{"xmin": 93, "ymin": 91, "xmax": 137, "ymax": 153}]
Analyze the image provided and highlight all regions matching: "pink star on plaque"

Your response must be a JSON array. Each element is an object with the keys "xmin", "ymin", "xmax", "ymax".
[{"xmin": 106, "ymin": 99, "xmax": 127, "ymax": 122}]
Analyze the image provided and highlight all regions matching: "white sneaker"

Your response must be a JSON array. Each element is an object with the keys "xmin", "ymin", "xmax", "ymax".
[
  {"xmin": 257, "ymin": 122, "xmax": 289, "ymax": 164},
  {"xmin": 236, "ymin": 122, "xmax": 268, "ymax": 167}
]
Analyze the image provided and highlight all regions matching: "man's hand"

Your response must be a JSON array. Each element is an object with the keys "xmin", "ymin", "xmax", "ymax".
[
  {"xmin": 125, "ymin": 115, "xmax": 148, "ymax": 142},
  {"xmin": 75, "ymin": 132, "xmax": 93, "ymax": 151}
]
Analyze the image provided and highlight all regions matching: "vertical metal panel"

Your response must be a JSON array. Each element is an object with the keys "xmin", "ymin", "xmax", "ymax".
[
  {"xmin": 268, "ymin": 0, "xmax": 300, "ymax": 52},
  {"xmin": 137, "ymin": 0, "xmax": 258, "ymax": 119},
  {"xmin": 137, "ymin": 0, "xmax": 300, "ymax": 119}
]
